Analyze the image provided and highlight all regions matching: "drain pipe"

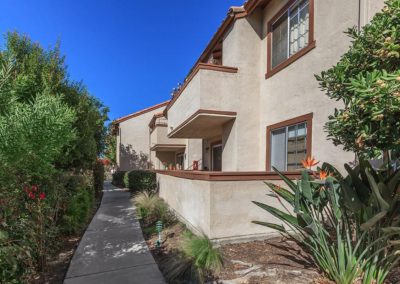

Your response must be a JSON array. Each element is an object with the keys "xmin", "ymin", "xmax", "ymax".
[{"xmin": 358, "ymin": 0, "xmax": 362, "ymax": 31}]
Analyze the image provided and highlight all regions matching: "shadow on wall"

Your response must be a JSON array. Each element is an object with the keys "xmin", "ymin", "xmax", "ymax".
[{"xmin": 119, "ymin": 144, "xmax": 153, "ymax": 170}]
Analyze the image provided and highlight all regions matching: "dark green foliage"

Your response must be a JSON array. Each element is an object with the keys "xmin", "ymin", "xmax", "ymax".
[
  {"xmin": 253, "ymin": 163, "xmax": 400, "ymax": 284},
  {"xmin": 93, "ymin": 160, "xmax": 105, "ymax": 197},
  {"xmin": 0, "ymin": 32, "xmax": 108, "ymax": 282},
  {"xmin": 315, "ymin": 0, "xmax": 400, "ymax": 158},
  {"xmin": 104, "ymin": 124, "xmax": 117, "ymax": 165},
  {"xmin": 112, "ymin": 170, "xmax": 126, "ymax": 187},
  {"xmin": 1, "ymin": 32, "xmax": 109, "ymax": 170},
  {"xmin": 124, "ymin": 170, "xmax": 157, "ymax": 193},
  {"xmin": 61, "ymin": 187, "xmax": 94, "ymax": 234}
]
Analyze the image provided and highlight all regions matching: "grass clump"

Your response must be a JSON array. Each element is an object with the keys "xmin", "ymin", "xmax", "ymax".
[
  {"xmin": 182, "ymin": 232, "xmax": 223, "ymax": 272},
  {"xmin": 163, "ymin": 231, "xmax": 223, "ymax": 283},
  {"xmin": 133, "ymin": 192, "xmax": 175, "ymax": 226}
]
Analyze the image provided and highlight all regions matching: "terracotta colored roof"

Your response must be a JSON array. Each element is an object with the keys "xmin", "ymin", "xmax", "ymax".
[
  {"xmin": 194, "ymin": 0, "xmax": 267, "ymax": 66},
  {"xmin": 165, "ymin": 0, "xmax": 269, "ymax": 113},
  {"xmin": 113, "ymin": 101, "xmax": 169, "ymax": 124}
]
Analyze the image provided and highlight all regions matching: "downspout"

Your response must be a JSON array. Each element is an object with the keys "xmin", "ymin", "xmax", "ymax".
[
  {"xmin": 148, "ymin": 127, "xmax": 152, "ymax": 169},
  {"xmin": 358, "ymin": 0, "xmax": 362, "ymax": 31}
]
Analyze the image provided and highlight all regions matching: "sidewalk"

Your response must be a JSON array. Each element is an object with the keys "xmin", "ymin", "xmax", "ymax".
[{"xmin": 64, "ymin": 182, "xmax": 165, "ymax": 284}]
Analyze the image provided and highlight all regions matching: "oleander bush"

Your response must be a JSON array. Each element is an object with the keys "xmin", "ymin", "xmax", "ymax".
[
  {"xmin": 0, "ymin": 32, "xmax": 108, "ymax": 282},
  {"xmin": 124, "ymin": 170, "xmax": 157, "ymax": 193},
  {"xmin": 112, "ymin": 170, "xmax": 127, "ymax": 187}
]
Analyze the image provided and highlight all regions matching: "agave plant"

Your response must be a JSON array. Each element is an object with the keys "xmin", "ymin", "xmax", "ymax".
[{"xmin": 253, "ymin": 161, "xmax": 400, "ymax": 284}]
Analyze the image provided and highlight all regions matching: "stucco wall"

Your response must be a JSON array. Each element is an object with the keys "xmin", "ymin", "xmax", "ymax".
[
  {"xmin": 158, "ymin": 173, "xmax": 289, "ymax": 242},
  {"xmin": 360, "ymin": 0, "xmax": 385, "ymax": 26},
  {"xmin": 184, "ymin": 139, "xmax": 203, "ymax": 170},
  {"xmin": 166, "ymin": 0, "xmax": 384, "ymax": 173},
  {"xmin": 117, "ymin": 105, "xmax": 166, "ymax": 171},
  {"xmin": 158, "ymin": 174, "xmax": 211, "ymax": 236},
  {"xmin": 218, "ymin": 14, "xmax": 263, "ymax": 171},
  {"xmin": 257, "ymin": 0, "xmax": 377, "ymax": 171},
  {"xmin": 150, "ymin": 126, "xmax": 186, "ymax": 146},
  {"xmin": 168, "ymin": 75, "xmax": 201, "ymax": 135}
]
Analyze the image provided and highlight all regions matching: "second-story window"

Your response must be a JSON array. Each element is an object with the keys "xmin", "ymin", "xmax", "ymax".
[{"xmin": 271, "ymin": 0, "xmax": 310, "ymax": 68}]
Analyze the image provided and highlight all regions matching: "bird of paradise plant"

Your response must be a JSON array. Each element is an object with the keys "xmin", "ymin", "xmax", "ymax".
[{"xmin": 252, "ymin": 160, "xmax": 400, "ymax": 284}]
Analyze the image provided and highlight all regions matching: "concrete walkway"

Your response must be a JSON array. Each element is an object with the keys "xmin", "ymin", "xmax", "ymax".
[{"xmin": 64, "ymin": 182, "xmax": 165, "ymax": 284}]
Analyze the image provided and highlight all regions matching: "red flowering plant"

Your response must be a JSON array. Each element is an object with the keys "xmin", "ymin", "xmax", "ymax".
[{"xmin": 23, "ymin": 184, "xmax": 48, "ymax": 270}]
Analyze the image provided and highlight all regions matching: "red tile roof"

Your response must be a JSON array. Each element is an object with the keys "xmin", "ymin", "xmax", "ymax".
[{"xmin": 113, "ymin": 101, "xmax": 169, "ymax": 124}]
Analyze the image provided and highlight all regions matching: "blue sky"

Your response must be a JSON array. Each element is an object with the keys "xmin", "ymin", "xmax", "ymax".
[{"xmin": 0, "ymin": 0, "xmax": 243, "ymax": 121}]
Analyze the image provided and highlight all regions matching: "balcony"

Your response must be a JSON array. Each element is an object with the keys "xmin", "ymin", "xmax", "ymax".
[
  {"xmin": 167, "ymin": 63, "xmax": 238, "ymax": 139},
  {"xmin": 150, "ymin": 123, "xmax": 185, "ymax": 152}
]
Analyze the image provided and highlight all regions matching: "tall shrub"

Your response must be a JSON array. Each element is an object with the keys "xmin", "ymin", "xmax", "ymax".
[
  {"xmin": 315, "ymin": 0, "xmax": 400, "ymax": 159},
  {"xmin": 124, "ymin": 170, "xmax": 157, "ymax": 193},
  {"xmin": 0, "ymin": 32, "xmax": 109, "ymax": 282},
  {"xmin": 93, "ymin": 160, "xmax": 105, "ymax": 196},
  {"xmin": 112, "ymin": 171, "xmax": 126, "ymax": 187}
]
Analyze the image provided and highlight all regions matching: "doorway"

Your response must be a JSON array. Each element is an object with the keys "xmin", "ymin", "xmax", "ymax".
[{"xmin": 211, "ymin": 143, "xmax": 222, "ymax": 171}]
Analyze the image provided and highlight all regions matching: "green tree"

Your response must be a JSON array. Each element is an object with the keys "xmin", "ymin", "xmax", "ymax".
[
  {"xmin": 0, "ymin": 32, "xmax": 109, "ymax": 282},
  {"xmin": 0, "ymin": 32, "xmax": 109, "ymax": 171},
  {"xmin": 104, "ymin": 123, "xmax": 117, "ymax": 165},
  {"xmin": 315, "ymin": 0, "xmax": 400, "ymax": 159}
]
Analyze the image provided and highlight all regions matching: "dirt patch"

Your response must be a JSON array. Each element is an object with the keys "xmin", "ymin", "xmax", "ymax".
[
  {"xmin": 142, "ymin": 222, "xmax": 332, "ymax": 284},
  {"xmin": 215, "ymin": 238, "xmax": 322, "ymax": 283}
]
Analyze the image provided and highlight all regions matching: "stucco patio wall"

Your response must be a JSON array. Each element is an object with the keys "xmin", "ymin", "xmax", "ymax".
[{"xmin": 157, "ymin": 172, "xmax": 289, "ymax": 243}]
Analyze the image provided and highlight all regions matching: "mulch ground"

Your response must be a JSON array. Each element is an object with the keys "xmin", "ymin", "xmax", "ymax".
[{"xmin": 143, "ymin": 222, "xmax": 333, "ymax": 284}]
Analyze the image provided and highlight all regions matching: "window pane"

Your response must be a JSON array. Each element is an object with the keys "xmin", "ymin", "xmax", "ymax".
[
  {"xmin": 272, "ymin": 14, "xmax": 288, "ymax": 68},
  {"xmin": 271, "ymin": 128, "xmax": 286, "ymax": 171},
  {"xmin": 289, "ymin": 14, "xmax": 299, "ymax": 55},
  {"xmin": 287, "ymin": 122, "xmax": 307, "ymax": 171},
  {"xmin": 299, "ymin": 2, "xmax": 309, "ymax": 49},
  {"xmin": 288, "ymin": 0, "xmax": 309, "ymax": 57}
]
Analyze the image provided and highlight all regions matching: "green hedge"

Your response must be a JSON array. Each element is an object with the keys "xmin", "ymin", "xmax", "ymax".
[
  {"xmin": 93, "ymin": 160, "xmax": 104, "ymax": 197},
  {"xmin": 112, "ymin": 171, "xmax": 126, "ymax": 187},
  {"xmin": 61, "ymin": 187, "xmax": 94, "ymax": 234},
  {"xmin": 124, "ymin": 170, "xmax": 157, "ymax": 193}
]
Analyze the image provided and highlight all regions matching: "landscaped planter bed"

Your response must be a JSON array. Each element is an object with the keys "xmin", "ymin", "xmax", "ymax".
[{"xmin": 141, "ymin": 221, "xmax": 328, "ymax": 284}]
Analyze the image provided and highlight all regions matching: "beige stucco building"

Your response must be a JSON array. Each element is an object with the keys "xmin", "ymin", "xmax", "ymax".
[
  {"xmin": 115, "ymin": 0, "xmax": 385, "ymax": 242},
  {"xmin": 113, "ymin": 101, "xmax": 169, "ymax": 171},
  {"xmin": 114, "ymin": 102, "xmax": 203, "ymax": 171}
]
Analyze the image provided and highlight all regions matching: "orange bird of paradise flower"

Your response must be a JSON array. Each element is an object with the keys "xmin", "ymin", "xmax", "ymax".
[
  {"xmin": 301, "ymin": 156, "xmax": 319, "ymax": 169},
  {"xmin": 319, "ymin": 170, "xmax": 328, "ymax": 180}
]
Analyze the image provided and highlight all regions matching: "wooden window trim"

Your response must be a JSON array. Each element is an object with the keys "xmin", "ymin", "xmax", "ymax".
[
  {"xmin": 265, "ymin": 113, "xmax": 313, "ymax": 172},
  {"xmin": 265, "ymin": 0, "xmax": 315, "ymax": 79}
]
